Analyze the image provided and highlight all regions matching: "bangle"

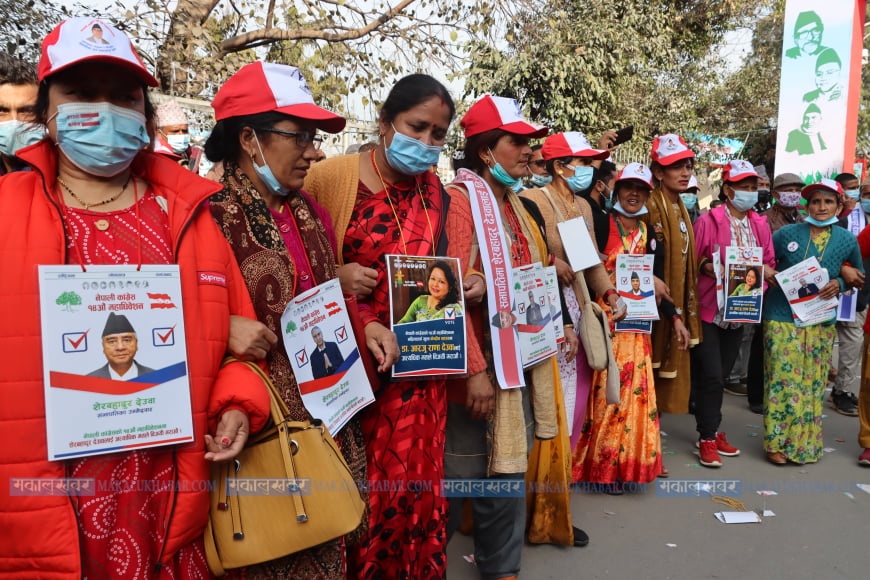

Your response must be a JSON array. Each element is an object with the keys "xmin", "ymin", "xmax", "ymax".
[
  {"xmin": 564, "ymin": 323, "xmax": 574, "ymax": 329},
  {"xmin": 548, "ymin": 254, "xmax": 556, "ymax": 266},
  {"xmin": 671, "ymin": 314, "xmax": 682, "ymax": 323},
  {"xmin": 603, "ymin": 288, "xmax": 617, "ymax": 300}
]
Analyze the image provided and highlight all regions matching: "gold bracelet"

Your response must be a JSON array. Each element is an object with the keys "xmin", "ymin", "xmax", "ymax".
[{"xmin": 564, "ymin": 323, "xmax": 574, "ymax": 329}]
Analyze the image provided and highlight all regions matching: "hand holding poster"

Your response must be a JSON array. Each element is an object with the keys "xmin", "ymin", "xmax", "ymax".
[
  {"xmin": 386, "ymin": 255, "xmax": 467, "ymax": 378},
  {"xmin": 774, "ymin": 256, "xmax": 838, "ymax": 325},
  {"xmin": 513, "ymin": 262, "xmax": 558, "ymax": 368},
  {"xmin": 723, "ymin": 246, "xmax": 764, "ymax": 323},
  {"xmin": 281, "ymin": 278, "xmax": 374, "ymax": 434},
  {"xmin": 39, "ymin": 265, "xmax": 194, "ymax": 461}
]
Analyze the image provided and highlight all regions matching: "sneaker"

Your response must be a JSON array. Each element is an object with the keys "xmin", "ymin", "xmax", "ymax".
[
  {"xmin": 697, "ymin": 439, "xmax": 722, "ymax": 467},
  {"xmin": 572, "ymin": 525, "xmax": 589, "ymax": 547},
  {"xmin": 695, "ymin": 432, "xmax": 740, "ymax": 456},
  {"xmin": 831, "ymin": 391, "xmax": 859, "ymax": 416},
  {"xmin": 748, "ymin": 402, "xmax": 763, "ymax": 415},
  {"xmin": 859, "ymin": 449, "xmax": 870, "ymax": 466},
  {"xmin": 724, "ymin": 382, "xmax": 748, "ymax": 396}
]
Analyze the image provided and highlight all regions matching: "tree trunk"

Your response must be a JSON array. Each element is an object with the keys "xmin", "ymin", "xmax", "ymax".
[{"xmin": 157, "ymin": 0, "xmax": 220, "ymax": 93}]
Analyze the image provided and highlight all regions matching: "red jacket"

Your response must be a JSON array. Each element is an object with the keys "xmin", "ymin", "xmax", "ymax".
[{"xmin": 0, "ymin": 141, "xmax": 271, "ymax": 578}]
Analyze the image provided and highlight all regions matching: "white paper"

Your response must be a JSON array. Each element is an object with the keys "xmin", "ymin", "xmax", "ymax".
[
  {"xmin": 775, "ymin": 257, "xmax": 838, "ymax": 326},
  {"xmin": 39, "ymin": 265, "xmax": 194, "ymax": 460},
  {"xmin": 856, "ymin": 483, "xmax": 870, "ymax": 495},
  {"xmin": 714, "ymin": 511, "xmax": 761, "ymax": 524},
  {"xmin": 281, "ymin": 278, "xmax": 375, "ymax": 434},
  {"xmin": 558, "ymin": 217, "xmax": 600, "ymax": 271},
  {"xmin": 713, "ymin": 246, "xmax": 724, "ymax": 310},
  {"xmin": 762, "ymin": 510, "xmax": 776, "ymax": 517},
  {"xmin": 513, "ymin": 263, "xmax": 558, "ymax": 368}
]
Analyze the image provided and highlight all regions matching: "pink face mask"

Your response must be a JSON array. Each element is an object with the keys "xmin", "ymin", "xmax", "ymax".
[{"xmin": 778, "ymin": 191, "xmax": 802, "ymax": 207}]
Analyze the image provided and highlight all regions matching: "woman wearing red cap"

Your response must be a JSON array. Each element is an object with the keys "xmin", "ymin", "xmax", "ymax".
[
  {"xmin": 447, "ymin": 94, "xmax": 585, "ymax": 575},
  {"xmin": 0, "ymin": 18, "xmax": 271, "ymax": 577},
  {"xmin": 763, "ymin": 179, "xmax": 862, "ymax": 465},
  {"xmin": 692, "ymin": 159, "xmax": 775, "ymax": 467},
  {"xmin": 204, "ymin": 61, "xmax": 367, "ymax": 578},
  {"xmin": 303, "ymin": 74, "xmax": 480, "ymax": 579},
  {"xmin": 643, "ymin": 135, "xmax": 702, "ymax": 425},
  {"xmin": 573, "ymin": 163, "xmax": 689, "ymax": 489}
]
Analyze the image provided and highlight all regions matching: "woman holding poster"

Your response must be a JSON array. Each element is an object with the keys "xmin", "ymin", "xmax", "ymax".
[
  {"xmin": 574, "ymin": 163, "xmax": 688, "ymax": 488},
  {"xmin": 0, "ymin": 19, "xmax": 272, "ymax": 577},
  {"xmin": 763, "ymin": 179, "xmax": 862, "ymax": 465},
  {"xmin": 692, "ymin": 160, "xmax": 775, "ymax": 467},
  {"xmin": 204, "ymin": 62, "xmax": 369, "ymax": 577},
  {"xmin": 303, "ymin": 75, "xmax": 466, "ymax": 579}
]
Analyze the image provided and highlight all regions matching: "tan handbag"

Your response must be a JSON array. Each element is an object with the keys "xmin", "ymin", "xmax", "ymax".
[
  {"xmin": 571, "ymin": 273, "xmax": 610, "ymax": 372},
  {"xmin": 203, "ymin": 358, "xmax": 365, "ymax": 575}
]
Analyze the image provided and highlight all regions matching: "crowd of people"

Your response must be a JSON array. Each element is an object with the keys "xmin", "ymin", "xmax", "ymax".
[{"xmin": 2, "ymin": 15, "xmax": 870, "ymax": 580}]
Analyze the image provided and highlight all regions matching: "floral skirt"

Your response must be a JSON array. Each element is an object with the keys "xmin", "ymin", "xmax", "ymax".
[{"xmin": 763, "ymin": 320, "xmax": 834, "ymax": 464}]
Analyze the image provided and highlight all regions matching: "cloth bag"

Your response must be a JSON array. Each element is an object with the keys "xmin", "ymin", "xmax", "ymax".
[
  {"xmin": 203, "ymin": 358, "xmax": 365, "ymax": 575},
  {"xmin": 572, "ymin": 273, "xmax": 620, "ymax": 405}
]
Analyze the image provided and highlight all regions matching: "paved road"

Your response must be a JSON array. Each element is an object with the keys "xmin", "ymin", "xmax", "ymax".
[{"xmin": 446, "ymin": 390, "xmax": 870, "ymax": 579}]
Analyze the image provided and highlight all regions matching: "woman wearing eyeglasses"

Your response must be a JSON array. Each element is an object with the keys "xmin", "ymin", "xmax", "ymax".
[{"xmin": 204, "ymin": 62, "xmax": 368, "ymax": 578}]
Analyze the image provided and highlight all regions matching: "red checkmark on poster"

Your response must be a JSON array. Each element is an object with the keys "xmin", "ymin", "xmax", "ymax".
[
  {"xmin": 335, "ymin": 326, "xmax": 347, "ymax": 341},
  {"xmin": 296, "ymin": 349, "xmax": 308, "ymax": 365},
  {"xmin": 157, "ymin": 325, "xmax": 176, "ymax": 343},
  {"xmin": 67, "ymin": 330, "xmax": 89, "ymax": 349}
]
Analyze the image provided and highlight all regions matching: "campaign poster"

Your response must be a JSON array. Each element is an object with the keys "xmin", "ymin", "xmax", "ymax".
[
  {"xmin": 614, "ymin": 319, "xmax": 653, "ymax": 334},
  {"xmin": 386, "ymin": 255, "xmax": 467, "ymax": 378},
  {"xmin": 713, "ymin": 246, "xmax": 725, "ymax": 310},
  {"xmin": 774, "ymin": 256, "xmax": 838, "ymax": 326},
  {"xmin": 615, "ymin": 254, "xmax": 658, "ymax": 320},
  {"xmin": 723, "ymin": 246, "xmax": 764, "ymax": 323},
  {"xmin": 774, "ymin": 0, "xmax": 866, "ymax": 182},
  {"xmin": 513, "ymin": 262, "xmax": 558, "ymax": 368},
  {"xmin": 281, "ymin": 278, "xmax": 375, "ymax": 434},
  {"xmin": 38, "ymin": 265, "xmax": 194, "ymax": 461},
  {"xmin": 543, "ymin": 265, "xmax": 565, "ymax": 344}
]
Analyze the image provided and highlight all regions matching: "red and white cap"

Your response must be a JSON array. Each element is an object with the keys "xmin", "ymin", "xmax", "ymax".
[
  {"xmin": 686, "ymin": 175, "xmax": 699, "ymax": 191},
  {"xmin": 38, "ymin": 17, "xmax": 158, "ymax": 87},
  {"xmin": 616, "ymin": 162, "xmax": 653, "ymax": 189},
  {"xmin": 541, "ymin": 132, "xmax": 608, "ymax": 161},
  {"xmin": 460, "ymin": 95, "xmax": 548, "ymax": 139},
  {"xmin": 212, "ymin": 62, "xmax": 346, "ymax": 133},
  {"xmin": 722, "ymin": 159, "xmax": 760, "ymax": 183},
  {"xmin": 801, "ymin": 177, "xmax": 843, "ymax": 201},
  {"xmin": 650, "ymin": 133, "xmax": 695, "ymax": 166}
]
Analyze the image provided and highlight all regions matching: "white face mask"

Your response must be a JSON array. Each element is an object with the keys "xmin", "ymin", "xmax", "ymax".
[
  {"xmin": 165, "ymin": 133, "xmax": 190, "ymax": 154},
  {"xmin": 0, "ymin": 119, "xmax": 46, "ymax": 156}
]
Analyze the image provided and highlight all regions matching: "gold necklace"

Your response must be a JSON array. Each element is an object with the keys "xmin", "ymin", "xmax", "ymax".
[
  {"xmin": 57, "ymin": 175, "xmax": 132, "ymax": 210},
  {"xmin": 370, "ymin": 149, "xmax": 436, "ymax": 255}
]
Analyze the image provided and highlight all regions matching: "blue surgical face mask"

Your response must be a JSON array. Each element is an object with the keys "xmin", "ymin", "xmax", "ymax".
[
  {"xmin": 805, "ymin": 215, "xmax": 839, "ymax": 227},
  {"xmin": 846, "ymin": 189, "xmax": 860, "ymax": 200},
  {"xmin": 385, "ymin": 124, "xmax": 442, "ymax": 176},
  {"xmin": 252, "ymin": 133, "xmax": 291, "ymax": 196},
  {"xmin": 680, "ymin": 193, "xmax": 698, "ymax": 210},
  {"xmin": 603, "ymin": 194, "xmax": 613, "ymax": 211},
  {"xmin": 564, "ymin": 164, "xmax": 594, "ymax": 194},
  {"xmin": 529, "ymin": 173, "xmax": 552, "ymax": 187},
  {"xmin": 53, "ymin": 102, "xmax": 150, "ymax": 177},
  {"xmin": 487, "ymin": 148, "xmax": 523, "ymax": 190},
  {"xmin": 730, "ymin": 189, "xmax": 758, "ymax": 212},
  {"xmin": 165, "ymin": 133, "xmax": 190, "ymax": 154},
  {"xmin": 613, "ymin": 200, "xmax": 648, "ymax": 217},
  {"xmin": 0, "ymin": 120, "xmax": 45, "ymax": 156},
  {"xmin": 861, "ymin": 199, "xmax": 870, "ymax": 214}
]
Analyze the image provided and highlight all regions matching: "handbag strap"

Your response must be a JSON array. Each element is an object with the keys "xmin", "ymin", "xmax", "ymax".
[{"xmin": 221, "ymin": 356, "xmax": 290, "ymax": 424}]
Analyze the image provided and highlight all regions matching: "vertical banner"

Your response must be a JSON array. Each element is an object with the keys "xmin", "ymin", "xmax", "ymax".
[{"xmin": 775, "ymin": 0, "xmax": 866, "ymax": 182}]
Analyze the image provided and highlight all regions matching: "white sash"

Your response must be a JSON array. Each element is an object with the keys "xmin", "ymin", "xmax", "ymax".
[{"xmin": 455, "ymin": 168, "xmax": 525, "ymax": 389}]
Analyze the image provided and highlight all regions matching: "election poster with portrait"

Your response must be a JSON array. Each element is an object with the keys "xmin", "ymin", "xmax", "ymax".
[
  {"xmin": 774, "ymin": 256, "xmax": 838, "ymax": 326},
  {"xmin": 513, "ymin": 262, "xmax": 558, "ymax": 368},
  {"xmin": 615, "ymin": 254, "xmax": 658, "ymax": 320},
  {"xmin": 723, "ymin": 246, "xmax": 764, "ymax": 323},
  {"xmin": 543, "ymin": 265, "xmax": 565, "ymax": 344},
  {"xmin": 386, "ymin": 255, "xmax": 467, "ymax": 379},
  {"xmin": 38, "ymin": 265, "xmax": 194, "ymax": 461},
  {"xmin": 281, "ymin": 278, "xmax": 375, "ymax": 434}
]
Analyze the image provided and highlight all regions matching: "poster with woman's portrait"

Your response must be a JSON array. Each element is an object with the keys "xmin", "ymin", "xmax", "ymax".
[
  {"xmin": 386, "ymin": 255, "xmax": 467, "ymax": 378},
  {"xmin": 723, "ymin": 246, "xmax": 764, "ymax": 323}
]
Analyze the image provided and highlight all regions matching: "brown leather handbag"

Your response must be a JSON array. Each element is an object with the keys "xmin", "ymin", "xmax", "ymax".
[{"xmin": 203, "ymin": 358, "xmax": 365, "ymax": 575}]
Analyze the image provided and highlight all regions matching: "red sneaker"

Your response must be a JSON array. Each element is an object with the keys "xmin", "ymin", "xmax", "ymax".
[
  {"xmin": 859, "ymin": 448, "xmax": 870, "ymax": 466},
  {"xmin": 698, "ymin": 439, "xmax": 722, "ymax": 467},
  {"xmin": 714, "ymin": 432, "xmax": 740, "ymax": 456}
]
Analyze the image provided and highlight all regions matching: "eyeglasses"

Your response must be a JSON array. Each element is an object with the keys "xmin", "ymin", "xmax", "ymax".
[{"xmin": 258, "ymin": 127, "xmax": 323, "ymax": 150}]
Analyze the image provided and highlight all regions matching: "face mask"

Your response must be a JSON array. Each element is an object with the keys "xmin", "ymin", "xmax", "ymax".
[
  {"xmin": 564, "ymin": 164, "xmax": 594, "ymax": 194},
  {"xmin": 603, "ymin": 194, "xmax": 613, "ymax": 211},
  {"xmin": 0, "ymin": 120, "xmax": 45, "ymax": 156},
  {"xmin": 53, "ymin": 102, "xmax": 149, "ymax": 177},
  {"xmin": 385, "ymin": 124, "xmax": 442, "ymax": 176},
  {"xmin": 529, "ymin": 173, "xmax": 552, "ymax": 187},
  {"xmin": 861, "ymin": 199, "xmax": 870, "ymax": 214},
  {"xmin": 845, "ymin": 189, "xmax": 860, "ymax": 200},
  {"xmin": 757, "ymin": 189, "xmax": 771, "ymax": 205},
  {"xmin": 165, "ymin": 133, "xmax": 190, "ymax": 154},
  {"xmin": 487, "ymin": 148, "xmax": 523, "ymax": 189},
  {"xmin": 252, "ymin": 133, "xmax": 290, "ymax": 196},
  {"xmin": 805, "ymin": 215, "xmax": 839, "ymax": 227},
  {"xmin": 510, "ymin": 180, "xmax": 524, "ymax": 194},
  {"xmin": 730, "ymin": 189, "xmax": 758, "ymax": 212},
  {"xmin": 778, "ymin": 191, "xmax": 802, "ymax": 207},
  {"xmin": 680, "ymin": 193, "xmax": 698, "ymax": 210},
  {"xmin": 613, "ymin": 200, "xmax": 648, "ymax": 217}
]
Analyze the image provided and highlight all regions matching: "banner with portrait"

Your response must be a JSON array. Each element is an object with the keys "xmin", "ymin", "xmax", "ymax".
[
  {"xmin": 723, "ymin": 246, "xmax": 764, "ymax": 323},
  {"xmin": 774, "ymin": 0, "xmax": 866, "ymax": 182},
  {"xmin": 513, "ymin": 262, "xmax": 558, "ymax": 368}
]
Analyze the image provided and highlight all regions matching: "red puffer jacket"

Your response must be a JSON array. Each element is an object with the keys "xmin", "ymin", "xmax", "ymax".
[{"xmin": 0, "ymin": 141, "xmax": 271, "ymax": 578}]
